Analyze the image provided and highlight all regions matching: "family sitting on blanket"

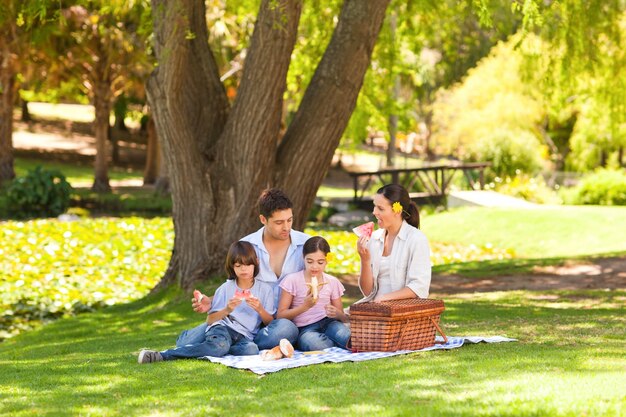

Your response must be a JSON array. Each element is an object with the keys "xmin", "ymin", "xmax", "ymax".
[{"xmin": 138, "ymin": 184, "xmax": 431, "ymax": 363}]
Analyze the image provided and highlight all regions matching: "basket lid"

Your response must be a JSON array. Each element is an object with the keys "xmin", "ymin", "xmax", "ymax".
[{"xmin": 350, "ymin": 298, "xmax": 444, "ymax": 316}]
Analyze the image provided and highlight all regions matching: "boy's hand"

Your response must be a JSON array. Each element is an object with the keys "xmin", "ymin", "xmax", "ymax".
[
  {"xmin": 226, "ymin": 297, "xmax": 243, "ymax": 312},
  {"xmin": 245, "ymin": 296, "xmax": 262, "ymax": 312},
  {"xmin": 191, "ymin": 292, "xmax": 212, "ymax": 313}
]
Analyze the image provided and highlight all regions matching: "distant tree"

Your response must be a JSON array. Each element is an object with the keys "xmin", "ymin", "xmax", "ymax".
[{"xmin": 57, "ymin": 1, "xmax": 152, "ymax": 192}]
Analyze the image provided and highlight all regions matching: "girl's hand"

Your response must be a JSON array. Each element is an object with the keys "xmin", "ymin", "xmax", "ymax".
[
  {"xmin": 245, "ymin": 296, "xmax": 262, "ymax": 312},
  {"xmin": 356, "ymin": 235, "xmax": 370, "ymax": 261},
  {"xmin": 226, "ymin": 297, "xmax": 243, "ymax": 312},
  {"xmin": 325, "ymin": 304, "xmax": 339, "ymax": 318},
  {"xmin": 302, "ymin": 294, "xmax": 316, "ymax": 309}
]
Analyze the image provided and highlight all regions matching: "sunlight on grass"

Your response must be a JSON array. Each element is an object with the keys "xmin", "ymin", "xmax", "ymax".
[{"xmin": 0, "ymin": 289, "xmax": 624, "ymax": 416}]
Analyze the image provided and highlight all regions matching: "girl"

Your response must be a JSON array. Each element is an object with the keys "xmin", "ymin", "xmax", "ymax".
[
  {"xmin": 138, "ymin": 241, "xmax": 276, "ymax": 363},
  {"xmin": 277, "ymin": 236, "xmax": 351, "ymax": 351},
  {"xmin": 356, "ymin": 183, "xmax": 431, "ymax": 303}
]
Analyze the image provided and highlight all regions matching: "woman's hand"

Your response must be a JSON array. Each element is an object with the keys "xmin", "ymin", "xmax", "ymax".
[{"xmin": 356, "ymin": 235, "xmax": 371, "ymax": 261}]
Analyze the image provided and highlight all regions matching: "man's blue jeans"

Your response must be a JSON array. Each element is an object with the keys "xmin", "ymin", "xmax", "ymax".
[
  {"xmin": 161, "ymin": 324, "xmax": 258, "ymax": 359},
  {"xmin": 297, "ymin": 317, "xmax": 351, "ymax": 351},
  {"xmin": 175, "ymin": 318, "xmax": 299, "ymax": 350}
]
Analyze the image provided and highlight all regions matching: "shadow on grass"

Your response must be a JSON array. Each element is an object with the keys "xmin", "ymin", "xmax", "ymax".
[{"xmin": 1, "ymin": 288, "xmax": 624, "ymax": 416}]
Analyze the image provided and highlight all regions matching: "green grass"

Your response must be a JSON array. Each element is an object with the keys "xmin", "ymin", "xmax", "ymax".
[
  {"xmin": 1, "ymin": 287, "xmax": 624, "ymax": 416},
  {"xmin": 15, "ymin": 157, "xmax": 143, "ymax": 185},
  {"xmin": 422, "ymin": 206, "xmax": 626, "ymax": 258}
]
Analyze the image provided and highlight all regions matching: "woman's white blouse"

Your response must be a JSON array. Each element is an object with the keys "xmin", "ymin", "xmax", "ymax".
[{"xmin": 357, "ymin": 220, "xmax": 432, "ymax": 302}]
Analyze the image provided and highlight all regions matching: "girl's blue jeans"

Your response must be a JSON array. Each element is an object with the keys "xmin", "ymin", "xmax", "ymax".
[{"xmin": 297, "ymin": 317, "xmax": 351, "ymax": 351}]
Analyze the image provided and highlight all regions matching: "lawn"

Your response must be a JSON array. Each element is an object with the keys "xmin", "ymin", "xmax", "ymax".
[
  {"xmin": 422, "ymin": 205, "xmax": 626, "ymax": 258},
  {"xmin": 14, "ymin": 157, "xmax": 143, "ymax": 185},
  {"xmin": 1, "ymin": 202, "xmax": 625, "ymax": 415},
  {"xmin": 1, "ymin": 287, "xmax": 624, "ymax": 416}
]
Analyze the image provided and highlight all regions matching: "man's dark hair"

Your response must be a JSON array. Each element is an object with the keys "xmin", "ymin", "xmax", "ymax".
[{"xmin": 258, "ymin": 188, "xmax": 293, "ymax": 218}]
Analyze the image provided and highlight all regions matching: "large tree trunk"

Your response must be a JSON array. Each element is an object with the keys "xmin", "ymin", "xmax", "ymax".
[
  {"xmin": 0, "ymin": 44, "xmax": 16, "ymax": 182},
  {"xmin": 149, "ymin": 0, "xmax": 390, "ymax": 290}
]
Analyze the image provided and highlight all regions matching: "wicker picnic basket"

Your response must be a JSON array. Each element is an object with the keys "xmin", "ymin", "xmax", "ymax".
[{"xmin": 349, "ymin": 298, "xmax": 447, "ymax": 352}]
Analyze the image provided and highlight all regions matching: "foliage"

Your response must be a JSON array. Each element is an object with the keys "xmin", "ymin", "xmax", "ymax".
[
  {"xmin": 566, "ymin": 98, "xmax": 626, "ymax": 171},
  {"xmin": 562, "ymin": 168, "xmax": 626, "ymax": 206},
  {"xmin": 6, "ymin": 166, "xmax": 72, "ymax": 218},
  {"xmin": 516, "ymin": 2, "xmax": 626, "ymax": 170},
  {"xmin": 1, "ymin": 286, "xmax": 625, "ymax": 416},
  {"xmin": 344, "ymin": 0, "xmax": 520, "ymax": 155},
  {"xmin": 469, "ymin": 129, "xmax": 544, "ymax": 178},
  {"xmin": 431, "ymin": 37, "xmax": 546, "ymax": 173},
  {"xmin": 6, "ymin": 204, "xmax": 626, "ymax": 341},
  {"xmin": 0, "ymin": 215, "xmax": 515, "ymax": 341},
  {"xmin": 490, "ymin": 173, "xmax": 561, "ymax": 204},
  {"xmin": 0, "ymin": 217, "xmax": 173, "ymax": 340}
]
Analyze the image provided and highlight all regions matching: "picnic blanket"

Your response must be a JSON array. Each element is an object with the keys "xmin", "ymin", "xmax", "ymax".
[{"xmin": 199, "ymin": 335, "xmax": 517, "ymax": 375}]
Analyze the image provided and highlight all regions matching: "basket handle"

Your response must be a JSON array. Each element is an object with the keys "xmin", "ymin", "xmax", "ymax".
[
  {"xmin": 393, "ymin": 320, "xmax": 410, "ymax": 351},
  {"xmin": 430, "ymin": 317, "xmax": 448, "ymax": 344}
]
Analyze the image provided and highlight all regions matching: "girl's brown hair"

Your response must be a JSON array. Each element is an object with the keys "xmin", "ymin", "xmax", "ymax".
[{"xmin": 224, "ymin": 241, "xmax": 259, "ymax": 279}]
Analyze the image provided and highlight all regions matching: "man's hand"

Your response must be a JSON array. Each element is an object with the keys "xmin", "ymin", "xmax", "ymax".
[{"xmin": 191, "ymin": 292, "xmax": 212, "ymax": 313}]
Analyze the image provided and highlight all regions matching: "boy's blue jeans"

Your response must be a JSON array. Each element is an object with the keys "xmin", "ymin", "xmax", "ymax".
[
  {"xmin": 161, "ymin": 324, "xmax": 257, "ymax": 359},
  {"xmin": 297, "ymin": 317, "xmax": 351, "ymax": 351},
  {"xmin": 175, "ymin": 318, "xmax": 299, "ymax": 350}
]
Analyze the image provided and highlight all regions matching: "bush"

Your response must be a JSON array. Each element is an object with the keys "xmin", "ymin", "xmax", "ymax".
[
  {"xmin": 468, "ymin": 129, "xmax": 544, "ymax": 179},
  {"xmin": 6, "ymin": 166, "xmax": 72, "ymax": 218},
  {"xmin": 493, "ymin": 174, "xmax": 561, "ymax": 204},
  {"xmin": 563, "ymin": 169, "xmax": 626, "ymax": 205}
]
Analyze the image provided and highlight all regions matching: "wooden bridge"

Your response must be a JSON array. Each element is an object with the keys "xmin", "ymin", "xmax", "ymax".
[{"xmin": 347, "ymin": 162, "xmax": 491, "ymax": 208}]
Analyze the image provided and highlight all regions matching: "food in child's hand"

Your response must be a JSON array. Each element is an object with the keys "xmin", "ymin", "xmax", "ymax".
[
  {"xmin": 352, "ymin": 221, "xmax": 374, "ymax": 238},
  {"xmin": 234, "ymin": 289, "xmax": 252, "ymax": 300},
  {"xmin": 279, "ymin": 339, "xmax": 294, "ymax": 358},
  {"xmin": 193, "ymin": 290, "xmax": 204, "ymax": 303},
  {"xmin": 306, "ymin": 276, "xmax": 327, "ymax": 301},
  {"xmin": 261, "ymin": 346, "xmax": 284, "ymax": 361}
]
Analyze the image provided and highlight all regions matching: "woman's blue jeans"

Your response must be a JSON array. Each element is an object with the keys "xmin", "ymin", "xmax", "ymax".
[
  {"xmin": 174, "ymin": 318, "xmax": 299, "ymax": 351},
  {"xmin": 161, "ymin": 325, "xmax": 258, "ymax": 359},
  {"xmin": 297, "ymin": 317, "xmax": 351, "ymax": 351}
]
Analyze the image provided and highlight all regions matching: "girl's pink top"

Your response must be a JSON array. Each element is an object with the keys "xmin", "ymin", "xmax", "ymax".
[{"xmin": 279, "ymin": 271, "xmax": 345, "ymax": 327}]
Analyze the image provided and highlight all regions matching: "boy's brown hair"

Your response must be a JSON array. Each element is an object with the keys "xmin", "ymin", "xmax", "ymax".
[{"xmin": 224, "ymin": 241, "xmax": 259, "ymax": 279}]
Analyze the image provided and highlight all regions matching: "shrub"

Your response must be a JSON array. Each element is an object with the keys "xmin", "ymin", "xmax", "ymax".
[
  {"xmin": 564, "ymin": 169, "xmax": 626, "ymax": 205},
  {"xmin": 468, "ymin": 129, "xmax": 544, "ymax": 179},
  {"xmin": 6, "ymin": 166, "xmax": 72, "ymax": 218},
  {"xmin": 494, "ymin": 174, "xmax": 561, "ymax": 204}
]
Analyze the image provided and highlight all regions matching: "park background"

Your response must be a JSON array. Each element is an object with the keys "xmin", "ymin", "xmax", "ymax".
[{"xmin": 1, "ymin": 1, "xmax": 625, "ymax": 416}]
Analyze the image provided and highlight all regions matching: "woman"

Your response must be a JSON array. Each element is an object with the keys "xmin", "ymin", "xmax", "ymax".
[{"xmin": 356, "ymin": 184, "xmax": 431, "ymax": 302}]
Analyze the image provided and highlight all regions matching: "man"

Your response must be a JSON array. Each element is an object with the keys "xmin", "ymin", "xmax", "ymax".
[{"xmin": 175, "ymin": 188, "xmax": 309, "ymax": 350}]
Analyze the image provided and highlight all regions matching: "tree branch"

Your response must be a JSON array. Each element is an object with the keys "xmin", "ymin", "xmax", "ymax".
[{"xmin": 276, "ymin": 0, "xmax": 391, "ymax": 226}]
